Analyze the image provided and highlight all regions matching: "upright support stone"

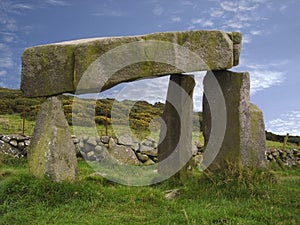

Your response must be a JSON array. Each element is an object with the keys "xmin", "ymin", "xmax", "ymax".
[
  {"xmin": 202, "ymin": 70, "xmax": 251, "ymax": 171},
  {"xmin": 158, "ymin": 74, "xmax": 195, "ymax": 181},
  {"xmin": 28, "ymin": 96, "xmax": 78, "ymax": 182},
  {"xmin": 250, "ymin": 103, "xmax": 267, "ymax": 167}
]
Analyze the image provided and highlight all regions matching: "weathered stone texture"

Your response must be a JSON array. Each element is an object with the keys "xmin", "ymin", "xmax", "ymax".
[
  {"xmin": 158, "ymin": 74, "xmax": 195, "ymax": 178},
  {"xmin": 21, "ymin": 30, "xmax": 241, "ymax": 97},
  {"xmin": 28, "ymin": 97, "xmax": 78, "ymax": 182},
  {"xmin": 202, "ymin": 70, "xmax": 251, "ymax": 171},
  {"xmin": 21, "ymin": 45, "xmax": 76, "ymax": 97},
  {"xmin": 249, "ymin": 103, "xmax": 267, "ymax": 167}
]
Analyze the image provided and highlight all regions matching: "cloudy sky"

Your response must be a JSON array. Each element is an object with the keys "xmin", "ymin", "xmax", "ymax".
[{"xmin": 0, "ymin": 0, "xmax": 299, "ymax": 135}]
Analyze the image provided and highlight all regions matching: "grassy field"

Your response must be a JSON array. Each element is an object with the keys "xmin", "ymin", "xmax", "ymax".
[
  {"xmin": 2, "ymin": 113, "xmax": 298, "ymax": 151},
  {"xmin": 0, "ymin": 155, "xmax": 299, "ymax": 225},
  {"xmin": 1, "ymin": 113, "xmax": 300, "ymax": 224},
  {"xmin": 0, "ymin": 114, "xmax": 205, "ymax": 145},
  {"xmin": 0, "ymin": 114, "xmax": 35, "ymax": 136}
]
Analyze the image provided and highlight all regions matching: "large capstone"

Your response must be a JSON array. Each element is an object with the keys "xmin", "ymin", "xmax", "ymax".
[
  {"xmin": 158, "ymin": 74, "xmax": 195, "ymax": 179},
  {"xmin": 28, "ymin": 96, "xmax": 78, "ymax": 182},
  {"xmin": 21, "ymin": 30, "xmax": 241, "ymax": 97},
  {"xmin": 202, "ymin": 70, "xmax": 251, "ymax": 171}
]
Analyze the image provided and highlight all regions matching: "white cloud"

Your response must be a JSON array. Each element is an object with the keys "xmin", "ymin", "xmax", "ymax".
[
  {"xmin": 210, "ymin": 10, "xmax": 224, "ymax": 17},
  {"xmin": 250, "ymin": 30, "xmax": 262, "ymax": 35},
  {"xmin": 0, "ymin": 70, "xmax": 7, "ymax": 77},
  {"xmin": 267, "ymin": 111, "xmax": 300, "ymax": 135},
  {"xmin": 239, "ymin": 61, "xmax": 287, "ymax": 94},
  {"xmin": 153, "ymin": 5, "xmax": 164, "ymax": 16},
  {"xmin": 99, "ymin": 72, "xmax": 206, "ymax": 112},
  {"xmin": 102, "ymin": 76, "xmax": 169, "ymax": 104},
  {"xmin": 191, "ymin": 18, "xmax": 213, "ymax": 27},
  {"xmin": 250, "ymin": 70, "xmax": 285, "ymax": 94},
  {"xmin": 1, "ymin": 17, "xmax": 18, "ymax": 32},
  {"xmin": 279, "ymin": 5, "xmax": 288, "ymax": 12},
  {"xmin": 171, "ymin": 17, "xmax": 181, "ymax": 22},
  {"xmin": 220, "ymin": 1, "xmax": 238, "ymax": 12},
  {"xmin": 203, "ymin": 20, "xmax": 214, "ymax": 27},
  {"xmin": 242, "ymin": 34, "xmax": 252, "ymax": 43},
  {"xmin": 0, "ymin": 43, "xmax": 13, "ymax": 68},
  {"xmin": 93, "ymin": 10, "xmax": 127, "ymax": 17},
  {"xmin": 0, "ymin": 57, "xmax": 13, "ymax": 68},
  {"xmin": 12, "ymin": 3, "xmax": 35, "ymax": 10},
  {"xmin": 188, "ymin": 25, "xmax": 196, "ymax": 30},
  {"xmin": 181, "ymin": 1, "xmax": 194, "ymax": 6},
  {"xmin": 236, "ymin": 14, "xmax": 252, "ymax": 22},
  {"xmin": 2, "ymin": 35, "xmax": 14, "ymax": 43},
  {"xmin": 225, "ymin": 19, "xmax": 250, "ymax": 29},
  {"xmin": 191, "ymin": 18, "xmax": 202, "ymax": 24},
  {"xmin": 44, "ymin": 0, "xmax": 70, "ymax": 6},
  {"xmin": 220, "ymin": 1, "xmax": 258, "ymax": 12}
]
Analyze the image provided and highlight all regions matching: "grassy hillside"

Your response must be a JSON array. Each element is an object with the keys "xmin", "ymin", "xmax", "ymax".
[
  {"xmin": 0, "ymin": 87, "xmax": 299, "ymax": 146},
  {"xmin": 0, "ymin": 87, "xmax": 203, "ymax": 140}
]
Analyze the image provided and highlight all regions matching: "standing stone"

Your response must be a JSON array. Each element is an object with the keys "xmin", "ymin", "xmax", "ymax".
[
  {"xmin": 158, "ymin": 74, "xmax": 195, "ymax": 181},
  {"xmin": 28, "ymin": 97, "xmax": 77, "ymax": 182},
  {"xmin": 249, "ymin": 103, "xmax": 267, "ymax": 167},
  {"xmin": 202, "ymin": 70, "xmax": 251, "ymax": 171}
]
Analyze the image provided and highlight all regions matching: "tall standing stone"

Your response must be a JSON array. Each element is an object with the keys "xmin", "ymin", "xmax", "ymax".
[
  {"xmin": 249, "ymin": 103, "xmax": 267, "ymax": 167},
  {"xmin": 202, "ymin": 70, "xmax": 251, "ymax": 171},
  {"xmin": 28, "ymin": 96, "xmax": 78, "ymax": 182},
  {"xmin": 158, "ymin": 74, "xmax": 195, "ymax": 181}
]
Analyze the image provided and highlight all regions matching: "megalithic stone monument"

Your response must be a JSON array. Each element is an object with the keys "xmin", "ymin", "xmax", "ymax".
[{"xmin": 20, "ymin": 29, "xmax": 267, "ymax": 182}]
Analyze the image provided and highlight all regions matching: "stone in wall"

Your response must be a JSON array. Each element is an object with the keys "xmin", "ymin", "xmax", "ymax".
[
  {"xmin": 28, "ymin": 97, "xmax": 78, "ymax": 182},
  {"xmin": 21, "ymin": 30, "xmax": 241, "ymax": 97},
  {"xmin": 76, "ymin": 135, "xmax": 160, "ymax": 166}
]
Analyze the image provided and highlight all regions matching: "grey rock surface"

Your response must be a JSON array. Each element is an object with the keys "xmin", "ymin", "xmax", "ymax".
[
  {"xmin": 158, "ymin": 74, "xmax": 195, "ymax": 178},
  {"xmin": 202, "ymin": 70, "xmax": 251, "ymax": 171},
  {"xmin": 21, "ymin": 30, "xmax": 241, "ymax": 97},
  {"xmin": 249, "ymin": 103, "xmax": 268, "ymax": 167},
  {"xmin": 28, "ymin": 97, "xmax": 78, "ymax": 182}
]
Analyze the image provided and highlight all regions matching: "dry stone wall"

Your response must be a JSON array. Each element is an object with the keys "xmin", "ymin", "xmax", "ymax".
[{"xmin": 0, "ymin": 134, "xmax": 30, "ymax": 158}]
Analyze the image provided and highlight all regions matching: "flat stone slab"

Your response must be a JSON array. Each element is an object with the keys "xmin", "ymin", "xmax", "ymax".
[{"xmin": 21, "ymin": 30, "xmax": 242, "ymax": 97}]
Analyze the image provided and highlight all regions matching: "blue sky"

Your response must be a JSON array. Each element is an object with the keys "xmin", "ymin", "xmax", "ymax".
[{"xmin": 0, "ymin": 0, "xmax": 299, "ymax": 135}]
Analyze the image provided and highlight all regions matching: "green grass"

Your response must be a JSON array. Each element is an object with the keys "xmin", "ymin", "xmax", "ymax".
[
  {"xmin": 0, "ymin": 114, "xmax": 35, "ymax": 136},
  {"xmin": 267, "ymin": 140, "xmax": 300, "ymax": 150},
  {"xmin": 1, "ymin": 154, "xmax": 299, "ymax": 225},
  {"xmin": 0, "ymin": 113, "xmax": 204, "ymax": 145}
]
